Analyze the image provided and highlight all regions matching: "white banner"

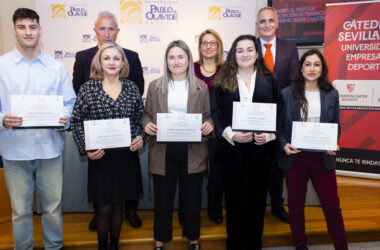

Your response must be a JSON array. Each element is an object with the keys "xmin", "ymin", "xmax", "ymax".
[{"xmin": 35, "ymin": 0, "xmax": 256, "ymax": 96}]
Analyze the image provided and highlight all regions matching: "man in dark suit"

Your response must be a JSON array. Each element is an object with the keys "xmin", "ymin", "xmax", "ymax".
[
  {"xmin": 256, "ymin": 6, "xmax": 299, "ymax": 223},
  {"xmin": 73, "ymin": 11, "xmax": 144, "ymax": 231},
  {"xmin": 73, "ymin": 11, "xmax": 144, "ymax": 95}
]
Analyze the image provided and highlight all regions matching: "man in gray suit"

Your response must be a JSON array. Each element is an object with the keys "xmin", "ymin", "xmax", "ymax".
[{"xmin": 256, "ymin": 6, "xmax": 299, "ymax": 223}]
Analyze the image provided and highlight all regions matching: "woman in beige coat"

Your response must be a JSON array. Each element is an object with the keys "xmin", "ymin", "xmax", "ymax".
[{"xmin": 143, "ymin": 40, "xmax": 213, "ymax": 250}]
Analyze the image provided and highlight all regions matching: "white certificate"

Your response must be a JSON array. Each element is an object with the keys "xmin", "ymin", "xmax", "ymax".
[
  {"xmin": 11, "ymin": 95, "xmax": 64, "ymax": 128},
  {"xmin": 291, "ymin": 121, "xmax": 338, "ymax": 151},
  {"xmin": 157, "ymin": 113, "xmax": 202, "ymax": 142},
  {"xmin": 84, "ymin": 118, "xmax": 131, "ymax": 150},
  {"xmin": 232, "ymin": 102, "xmax": 277, "ymax": 132}
]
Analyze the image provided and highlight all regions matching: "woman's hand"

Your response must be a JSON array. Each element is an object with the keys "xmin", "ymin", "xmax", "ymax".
[
  {"xmin": 130, "ymin": 136, "xmax": 143, "ymax": 152},
  {"xmin": 59, "ymin": 116, "xmax": 68, "ymax": 126},
  {"xmin": 201, "ymin": 121, "xmax": 213, "ymax": 135},
  {"xmin": 326, "ymin": 145, "xmax": 340, "ymax": 156},
  {"xmin": 144, "ymin": 122, "xmax": 158, "ymax": 136},
  {"xmin": 283, "ymin": 143, "xmax": 301, "ymax": 155},
  {"xmin": 87, "ymin": 149, "xmax": 105, "ymax": 160},
  {"xmin": 254, "ymin": 132, "xmax": 266, "ymax": 145},
  {"xmin": 232, "ymin": 132, "xmax": 253, "ymax": 143}
]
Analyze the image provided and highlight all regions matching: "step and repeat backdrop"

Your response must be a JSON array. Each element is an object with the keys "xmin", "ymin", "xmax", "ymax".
[{"xmin": 36, "ymin": 0, "xmax": 256, "ymax": 97}]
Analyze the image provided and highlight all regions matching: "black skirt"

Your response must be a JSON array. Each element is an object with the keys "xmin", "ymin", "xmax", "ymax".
[{"xmin": 87, "ymin": 148, "xmax": 143, "ymax": 206}]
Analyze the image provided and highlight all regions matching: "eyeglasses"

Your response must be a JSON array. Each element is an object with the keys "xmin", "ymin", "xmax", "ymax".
[{"xmin": 201, "ymin": 40, "xmax": 218, "ymax": 47}]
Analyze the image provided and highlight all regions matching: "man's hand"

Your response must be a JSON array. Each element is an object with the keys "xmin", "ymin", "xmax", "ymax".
[{"xmin": 3, "ymin": 114, "xmax": 23, "ymax": 129}]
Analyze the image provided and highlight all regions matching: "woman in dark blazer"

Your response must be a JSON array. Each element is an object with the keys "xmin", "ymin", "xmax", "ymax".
[
  {"xmin": 279, "ymin": 49, "xmax": 348, "ymax": 250},
  {"xmin": 212, "ymin": 34, "xmax": 282, "ymax": 250},
  {"xmin": 142, "ymin": 40, "xmax": 213, "ymax": 250}
]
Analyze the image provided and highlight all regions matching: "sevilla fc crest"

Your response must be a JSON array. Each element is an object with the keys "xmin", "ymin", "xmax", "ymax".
[{"xmin": 347, "ymin": 83, "xmax": 355, "ymax": 93}]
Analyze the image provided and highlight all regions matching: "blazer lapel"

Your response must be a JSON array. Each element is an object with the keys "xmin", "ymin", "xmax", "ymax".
[
  {"xmin": 320, "ymin": 90, "xmax": 327, "ymax": 122},
  {"xmin": 187, "ymin": 85, "xmax": 201, "ymax": 113},
  {"xmin": 157, "ymin": 91, "xmax": 168, "ymax": 113}
]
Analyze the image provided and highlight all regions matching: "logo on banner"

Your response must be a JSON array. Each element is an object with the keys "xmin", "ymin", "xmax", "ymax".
[
  {"xmin": 224, "ymin": 50, "xmax": 229, "ymax": 57},
  {"xmin": 143, "ymin": 66, "xmax": 161, "ymax": 75},
  {"xmin": 51, "ymin": 4, "xmax": 66, "ymax": 18},
  {"xmin": 208, "ymin": 6, "xmax": 221, "ymax": 20},
  {"xmin": 209, "ymin": 6, "xmax": 242, "ymax": 20},
  {"xmin": 82, "ymin": 34, "xmax": 97, "ymax": 43},
  {"xmin": 146, "ymin": 2, "xmax": 178, "ymax": 22},
  {"xmin": 51, "ymin": 4, "xmax": 88, "ymax": 18},
  {"xmin": 223, "ymin": 8, "xmax": 242, "ymax": 19},
  {"xmin": 347, "ymin": 83, "xmax": 355, "ymax": 93},
  {"xmin": 120, "ymin": 0, "xmax": 143, "ymax": 24},
  {"xmin": 194, "ymin": 35, "xmax": 200, "ymax": 44},
  {"xmin": 139, "ymin": 34, "xmax": 160, "ymax": 43},
  {"xmin": 54, "ymin": 50, "xmax": 76, "ymax": 60}
]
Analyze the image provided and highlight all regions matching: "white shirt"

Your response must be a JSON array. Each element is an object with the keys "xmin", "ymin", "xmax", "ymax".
[
  {"xmin": 304, "ymin": 91, "xmax": 321, "ymax": 122},
  {"xmin": 222, "ymin": 71, "xmax": 276, "ymax": 145},
  {"xmin": 167, "ymin": 80, "xmax": 188, "ymax": 114},
  {"xmin": 260, "ymin": 37, "xmax": 276, "ymax": 66}
]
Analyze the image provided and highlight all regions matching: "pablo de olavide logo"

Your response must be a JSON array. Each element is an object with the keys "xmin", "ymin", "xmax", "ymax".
[
  {"xmin": 120, "ymin": 0, "xmax": 143, "ymax": 24},
  {"xmin": 222, "ymin": 7, "xmax": 242, "ymax": 19},
  {"xmin": 144, "ymin": 0, "xmax": 179, "ymax": 23},
  {"xmin": 82, "ymin": 34, "xmax": 97, "ymax": 43},
  {"xmin": 209, "ymin": 6, "xmax": 242, "ymax": 20},
  {"xmin": 143, "ymin": 66, "xmax": 161, "ymax": 75},
  {"xmin": 51, "ymin": 4, "xmax": 88, "ymax": 18},
  {"xmin": 54, "ymin": 50, "xmax": 76, "ymax": 60},
  {"xmin": 139, "ymin": 34, "xmax": 160, "ymax": 43},
  {"xmin": 51, "ymin": 4, "xmax": 66, "ymax": 18},
  {"xmin": 208, "ymin": 6, "xmax": 221, "ymax": 20}
]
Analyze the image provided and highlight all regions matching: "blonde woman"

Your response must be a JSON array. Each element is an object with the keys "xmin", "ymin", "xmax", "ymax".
[
  {"xmin": 71, "ymin": 43, "xmax": 144, "ymax": 250},
  {"xmin": 143, "ymin": 40, "xmax": 213, "ymax": 250}
]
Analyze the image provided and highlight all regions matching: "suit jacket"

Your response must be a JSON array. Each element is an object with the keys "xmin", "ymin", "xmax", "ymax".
[
  {"xmin": 279, "ymin": 85, "xmax": 341, "ymax": 170},
  {"xmin": 259, "ymin": 37, "xmax": 299, "ymax": 90},
  {"xmin": 211, "ymin": 73, "xmax": 283, "ymax": 164},
  {"xmin": 142, "ymin": 77, "xmax": 213, "ymax": 176},
  {"xmin": 72, "ymin": 46, "xmax": 144, "ymax": 95}
]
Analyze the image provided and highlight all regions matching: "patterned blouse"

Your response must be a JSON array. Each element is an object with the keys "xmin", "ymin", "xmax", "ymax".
[{"xmin": 71, "ymin": 78, "xmax": 144, "ymax": 155}]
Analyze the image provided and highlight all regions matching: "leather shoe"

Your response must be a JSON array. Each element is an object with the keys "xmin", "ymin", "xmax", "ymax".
[
  {"xmin": 208, "ymin": 213, "xmax": 223, "ymax": 224},
  {"xmin": 88, "ymin": 215, "xmax": 96, "ymax": 231},
  {"xmin": 189, "ymin": 244, "xmax": 201, "ymax": 250},
  {"xmin": 296, "ymin": 245, "xmax": 308, "ymax": 250},
  {"xmin": 126, "ymin": 210, "xmax": 142, "ymax": 228},
  {"xmin": 271, "ymin": 206, "xmax": 290, "ymax": 223}
]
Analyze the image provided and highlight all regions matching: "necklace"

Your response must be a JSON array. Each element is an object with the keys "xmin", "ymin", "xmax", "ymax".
[{"xmin": 201, "ymin": 64, "xmax": 216, "ymax": 74}]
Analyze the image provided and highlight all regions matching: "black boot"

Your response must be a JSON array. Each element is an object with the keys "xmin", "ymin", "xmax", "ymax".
[{"xmin": 109, "ymin": 235, "xmax": 119, "ymax": 250}]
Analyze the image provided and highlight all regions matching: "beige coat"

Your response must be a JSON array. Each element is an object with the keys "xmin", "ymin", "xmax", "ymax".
[{"xmin": 142, "ymin": 77, "xmax": 213, "ymax": 176}]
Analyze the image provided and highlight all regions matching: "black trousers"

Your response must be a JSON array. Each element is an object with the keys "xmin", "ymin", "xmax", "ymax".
[
  {"xmin": 269, "ymin": 160, "xmax": 284, "ymax": 207},
  {"xmin": 207, "ymin": 138, "xmax": 224, "ymax": 215},
  {"xmin": 224, "ymin": 160, "xmax": 271, "ymax": 250},
  {"xmin": 153, "ymin": 143, "xmax": 204, "ymax": 242}
]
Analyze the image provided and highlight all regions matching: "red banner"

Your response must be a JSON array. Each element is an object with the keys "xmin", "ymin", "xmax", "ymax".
[{"xmin": 324, "ymin": 1, "xmax": 380, "ymax": 151}]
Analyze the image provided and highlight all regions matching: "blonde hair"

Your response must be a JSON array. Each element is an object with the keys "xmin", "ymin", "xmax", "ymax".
[
  {"xmin": 90, "ymin": 43, "xmax": 129, "ymax": 79},
  {"xmin": 156, "ymin": 40, "xmax": 200, "ymax": 95},
  {"xmin": 196, "ymin": 29, "xmax": 224, "ymax": 66}
]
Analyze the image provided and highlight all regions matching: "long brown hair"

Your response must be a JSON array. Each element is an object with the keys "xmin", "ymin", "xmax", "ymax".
[
  {"xmin": 213, "ymin": 34, "xmax": 271, "ymax": 92},
  {"xmin": 293, "ymin": 48, "xmax": 334, "ymax": 121}
]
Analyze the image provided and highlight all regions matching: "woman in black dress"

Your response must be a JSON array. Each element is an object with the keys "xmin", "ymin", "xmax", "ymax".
[{"xmin": 71, "ymin": 42, "xmax": 144, "ymax": 250}]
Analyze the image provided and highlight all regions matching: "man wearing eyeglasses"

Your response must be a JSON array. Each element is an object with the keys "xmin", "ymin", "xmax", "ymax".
[
  {"xmin": 72, "ymin": 11, "xmax": 144, "ymax": 231},
  {"xmin": 256, "ymin": 6, "xmax": 299, "ymax": 224}
]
